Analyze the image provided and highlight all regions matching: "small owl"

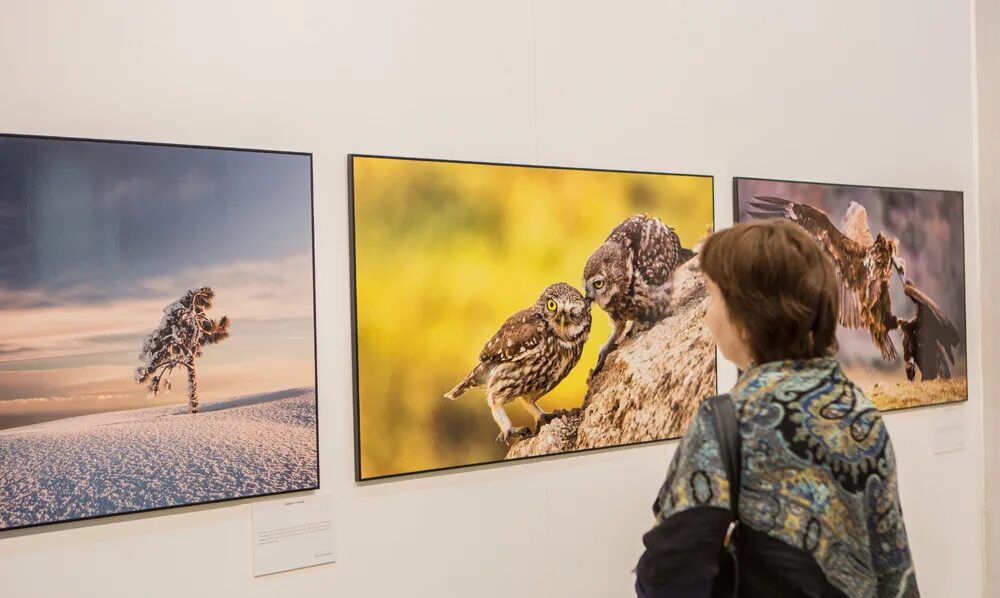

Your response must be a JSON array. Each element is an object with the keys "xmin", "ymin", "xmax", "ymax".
[
  {"xmin": 583, "ymin": 214, "xmax": 690, "ymax": 376},
  {"xmin": 444, "ymin": 282, "xmax": 591, "ymax": 445}
]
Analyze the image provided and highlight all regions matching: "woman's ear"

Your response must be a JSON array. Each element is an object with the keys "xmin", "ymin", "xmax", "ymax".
[
  {"xmin": 738, "ymin": 324, "xmax": 755, "ymax": 365},
  {"xmin": 738, "ymin": 324, "xmax": 752, "ymax": 345}
]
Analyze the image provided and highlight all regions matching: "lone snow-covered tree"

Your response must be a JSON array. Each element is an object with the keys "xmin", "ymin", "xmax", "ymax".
[{"xmin": 135, "ymin": 287, "xmax": 230, "ymax": 414}]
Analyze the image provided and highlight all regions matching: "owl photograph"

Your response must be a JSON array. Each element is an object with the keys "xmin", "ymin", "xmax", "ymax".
[
  {"xmin": 350, "ymin": 155, "xmax": 715, "ymax": 480},
  {"xmin": 734, "ymin": 177, "xmax": 967, "ymax": 411}
]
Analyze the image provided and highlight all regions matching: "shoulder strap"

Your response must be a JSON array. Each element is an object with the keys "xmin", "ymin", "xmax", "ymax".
[
  {"xmin": 708, "ymin": 394, "xmax": 742, "ymax": 598},
  {"xmin": 707, "ymin": 394, "xmax": 741, "ymax": 514}
]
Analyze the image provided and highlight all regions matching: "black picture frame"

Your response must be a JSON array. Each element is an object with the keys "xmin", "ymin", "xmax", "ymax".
[
  {"xmin": 0, "ymin": 132, "xmax": 321, "ymax": 533},
  {"xmin": 731, "ymin": 175, "xmax": 968, "ymax": 413},
  {"xmin": 349, "ymin": 153, "xmax": 718, "ymax": 482}
]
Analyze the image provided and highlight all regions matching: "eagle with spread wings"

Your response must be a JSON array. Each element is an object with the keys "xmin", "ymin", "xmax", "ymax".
[{"xmin": 746, "ymin": 196, "xmax": 960, "ymax": 380}]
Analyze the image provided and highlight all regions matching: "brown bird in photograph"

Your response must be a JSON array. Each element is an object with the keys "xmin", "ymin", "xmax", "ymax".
[
  {"xmin": 747, "ymin": 197, "xmax": 906, "ymax": 361},
  {"xmin": 897, "ymin": 279, "xmax": 961, "ymax": 381},
  {"xmin": 444, "ymin": 283, "xmax": 591, "ymax": 445},
  {"xmin": 583, "ymin": 214, "xmax": 692, "ymax": 377}
]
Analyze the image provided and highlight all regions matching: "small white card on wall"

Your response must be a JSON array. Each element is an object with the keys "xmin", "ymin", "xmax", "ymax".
[
  {"xmin": 252, "ymin": 493, "xmax": 336, "ymax": 577},
  {"xmin": 933, "ymin": 407, "xmax": 965, "ymax": 454}
]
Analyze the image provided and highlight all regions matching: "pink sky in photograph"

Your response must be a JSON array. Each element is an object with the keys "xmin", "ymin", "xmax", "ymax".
[{"xmin": 0, "ymin": 253, "xmax": 316, "ymax": 429}]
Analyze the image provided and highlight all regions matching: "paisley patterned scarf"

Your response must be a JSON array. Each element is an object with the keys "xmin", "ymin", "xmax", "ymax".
[{"xmin": 653, "ymin": 357, "xmax": 919, "ymax": 597}]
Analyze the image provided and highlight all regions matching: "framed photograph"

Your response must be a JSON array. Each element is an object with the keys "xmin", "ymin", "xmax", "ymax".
[
  {"xmin": 0, "ymin": 134, "xmax": 319, "ymax": 532},
  {"xmin": 350, "ymin": 155, "xmax": 716, "ymax": 481},
  {"xmin": 733, "ymin": 177, "xmax": 967, "ymax": 411}
]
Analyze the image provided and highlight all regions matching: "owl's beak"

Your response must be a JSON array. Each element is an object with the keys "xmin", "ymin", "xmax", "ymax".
[{"xmin": 560, "ymin": 314, "xmax": 566, "ymax": 332}]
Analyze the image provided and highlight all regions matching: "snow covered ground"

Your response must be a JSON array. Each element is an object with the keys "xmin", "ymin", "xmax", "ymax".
[{"xmin": 0, "ymin": 387, "xmax": 318, "ymax": 530}]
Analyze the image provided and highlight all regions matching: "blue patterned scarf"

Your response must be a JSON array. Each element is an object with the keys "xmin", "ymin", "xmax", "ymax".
[{"xmin": 654, "ymin": 357, "xmax": 919, "ymax": 597}]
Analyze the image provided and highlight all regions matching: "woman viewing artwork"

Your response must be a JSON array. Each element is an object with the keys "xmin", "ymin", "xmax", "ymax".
[{"xmin": 635, "ymin": 220, "xmax": 918, "ymax": 598}]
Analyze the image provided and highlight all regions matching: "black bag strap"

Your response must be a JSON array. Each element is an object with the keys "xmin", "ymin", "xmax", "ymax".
[
  {"xmin": 707, "ymin": 394, "xmax": 741, "ymax": 598},
  {"xmin": 707, "ymin": 393, "xmax": 741, "ymax": 514}
]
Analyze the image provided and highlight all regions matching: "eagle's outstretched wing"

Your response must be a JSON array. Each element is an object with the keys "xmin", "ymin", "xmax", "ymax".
[
  {"xmin": 900, "ymin": 281, "xmax": 960, "ymax": 380},
  {"xmin": 746, "ymin": 196, "xmax": 869, "ymax": 329},
  {"xmin": 746, "ymin": 195, "xmax": 906, "ymax": 361}
]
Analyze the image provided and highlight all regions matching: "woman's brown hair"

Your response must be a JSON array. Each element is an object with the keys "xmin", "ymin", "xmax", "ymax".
[{"xmin": 699, "ymin": 219, "xmax": 839, "ymax": 364}]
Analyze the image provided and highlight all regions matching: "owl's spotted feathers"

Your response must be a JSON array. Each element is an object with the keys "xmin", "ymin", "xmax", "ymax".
[
  {"xmin": 583, "ymin": 214, "xmax": 690, "ymax": 375},
  {"xmin": 444, "ymin": 283, "xmax": 591, "ymax": 444}
]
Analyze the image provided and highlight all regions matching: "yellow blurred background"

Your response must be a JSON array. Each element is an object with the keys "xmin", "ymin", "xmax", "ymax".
[{"xmin": 352, "ymin": 156, "xmax": 713, "ymax": 479}]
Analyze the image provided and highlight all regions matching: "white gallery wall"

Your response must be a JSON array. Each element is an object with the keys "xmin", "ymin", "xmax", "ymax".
[
  {"xmin": 0, "ymin": 1, "xmax": 986, "ymax": 596},
  {"xmin": 979, "ymin": 0, "xmax": 1000, "ymax": 594}
]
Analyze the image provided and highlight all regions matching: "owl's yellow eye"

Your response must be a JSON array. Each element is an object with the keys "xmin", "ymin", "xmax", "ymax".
[
  {"xmin": 546, "ymin": 299, "xmax": 557, "ymax": 312},
  {"xmin": 594, "ymin": 280, "xmax": 605, "ymax": 290}
]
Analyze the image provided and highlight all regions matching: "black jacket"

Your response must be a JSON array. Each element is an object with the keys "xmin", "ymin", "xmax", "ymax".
[{"xmin": 636, "ymin": 507, "xmax": 848, "ymax": 597}]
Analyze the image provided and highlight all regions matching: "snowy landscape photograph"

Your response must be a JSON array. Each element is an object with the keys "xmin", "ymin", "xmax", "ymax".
[{"xmin": 0, "ymin": 134, "xmax": 318, "ymax": 531}]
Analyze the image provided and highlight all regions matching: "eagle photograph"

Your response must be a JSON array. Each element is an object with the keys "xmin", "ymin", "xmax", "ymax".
[
  {"xmin": 351, "ymin": 156, "xmax": 715, "ymax": 480},
  {"xmin": 735, "ymin": 177, "xmax": 967, "ymax": 411}
]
